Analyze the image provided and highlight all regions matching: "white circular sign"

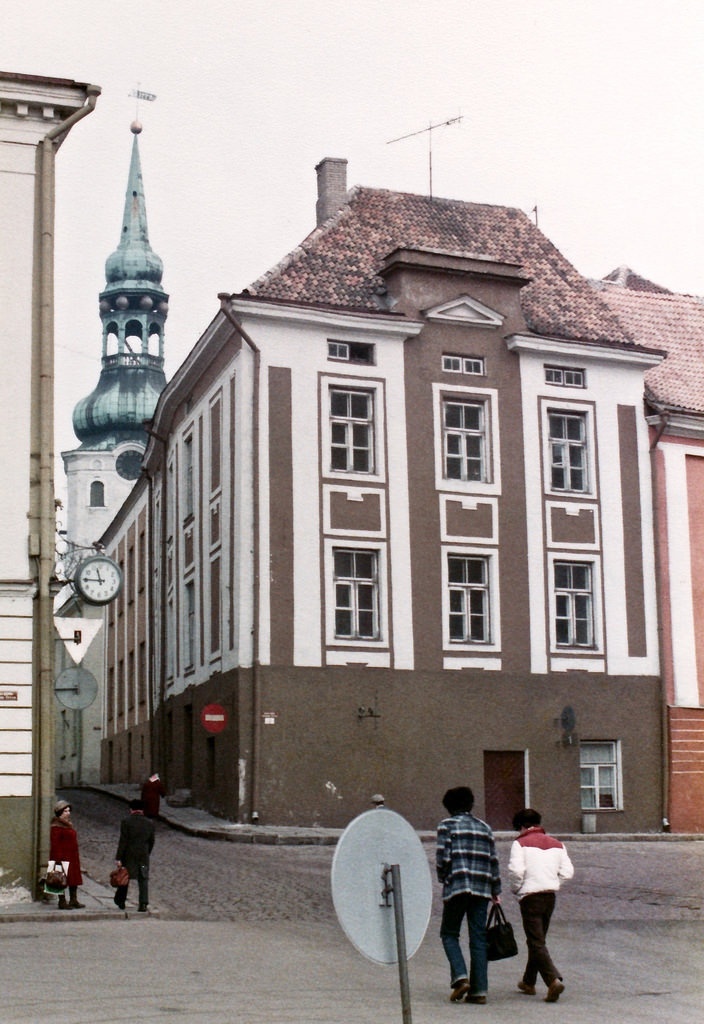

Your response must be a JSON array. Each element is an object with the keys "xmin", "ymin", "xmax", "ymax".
[
  {"xmin": 54, "ymin": 666, "xmax": 98, "ymax": 710},
  {"xmin": 331, "ymin": 808, "xmax": 433, "ymax": 964}
]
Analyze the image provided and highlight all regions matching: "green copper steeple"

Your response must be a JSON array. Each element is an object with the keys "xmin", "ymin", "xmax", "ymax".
[{"xmin": 72, "ymin": 121, "xmax": 167, "ymax": 449}]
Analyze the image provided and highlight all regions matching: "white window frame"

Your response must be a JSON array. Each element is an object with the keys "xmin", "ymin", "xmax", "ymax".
[
  {"xmin": 183, "ymin": 434, "xmax": 194, "ymax": 518},
  {"xmin": 442, "ymin": 354, "xmax": 485, "ymax": 375},
  {"xmin": 545, "ymin": 364, "xmax": 586, "ymax": 388},
  {"xmin": 321, "ymin": 376, "xmax": 386, "ymax": 483},
  {"xmin": 184, "ymin": 580, "xmax": 196, "ymax": 669},
  {"xmin": 443, "ymin": 397, "xmax": 487, "ymax": 483},
  {"xmin": 441, "ymin": 545, "xmax": 501, "ymax": 652},
  {"xmin": 328, "ymin": 339, "xmax": 375, "ymax": 364},
  {"xmin": 541, "ymin": 399, "xmax": 596, "ymax": 498},
  {"xmin": 547, "ymin": 553, "xmax": 603, "ymax": 654},
  {"xmin": 332, "ymin": 548, "xmax": 379, "ymax": 640},
  {"xmin": 433, "ymin": 384, "xmax": 501, "ymax": 495},
  {"xmin": 580, "ymin": 740, "xmax": 623, "ymax": 810},
  {"xmin": 324, "ymin": 539, "xmax": 388, "ymax": 649}
]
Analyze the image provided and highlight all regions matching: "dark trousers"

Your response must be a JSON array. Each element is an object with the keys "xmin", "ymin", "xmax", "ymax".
[
  {"xmin": 518, "ymin": 891, "xmax": 560, "ymax": 987},
  {"xmin": 114, "ymin": 865, "xmax": 149, "ymax": 908}
]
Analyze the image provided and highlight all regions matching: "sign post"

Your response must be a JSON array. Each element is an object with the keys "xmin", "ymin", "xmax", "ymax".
[{"xmin": 331, "ymin": 808, "xmax": 432, "ymax": 1023}]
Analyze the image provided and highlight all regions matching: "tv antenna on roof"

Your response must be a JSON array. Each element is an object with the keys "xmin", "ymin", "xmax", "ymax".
[{"xmin": 387, "ymin": 115, "xmax": 463, "ymax": 199}]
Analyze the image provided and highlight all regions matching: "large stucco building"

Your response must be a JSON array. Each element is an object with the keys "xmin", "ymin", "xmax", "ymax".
[
  {"xmin": 0, "ymin": 72, "xmax": 98, "ymax": 890},
  {"xmin": 99, "ymin": 160, "xmax": 668, "ymax": 834}
]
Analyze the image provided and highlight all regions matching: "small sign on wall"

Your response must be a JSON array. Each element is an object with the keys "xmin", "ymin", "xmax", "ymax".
[
  {"xmin": 0, "ymin": 690, "xmax": 18, "ymax": 701},
  {"xmin": 263, "ymin": 711, "xmax": 277, "ymax": 725}
]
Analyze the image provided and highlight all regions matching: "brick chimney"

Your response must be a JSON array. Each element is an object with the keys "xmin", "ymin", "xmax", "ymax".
[{"xmin": 315, "ymin": 157, "xmax": 348, "ymax": 227}]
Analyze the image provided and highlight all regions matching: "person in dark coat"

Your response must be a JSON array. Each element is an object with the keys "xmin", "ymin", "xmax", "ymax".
[
  {"xmin": 114, "ymin": 799, "xmax": 155, "ymax": 912},
  {"xmin": 49, "ymin": 800, "xmax": 84, "ymax": 909},
  {"xmin": 141, "ymin": 772, "xmax": 166, "ymax": 819}
]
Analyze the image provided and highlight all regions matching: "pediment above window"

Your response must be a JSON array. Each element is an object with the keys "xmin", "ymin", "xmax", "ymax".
[{"xmin": 424, "ymin": 296, "xmax": 504, "ymax": 328}]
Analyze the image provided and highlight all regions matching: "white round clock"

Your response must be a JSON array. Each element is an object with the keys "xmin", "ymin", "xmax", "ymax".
[{"xmin": 73, "ymin": 555, "xmax": 123, "ymax": 605}]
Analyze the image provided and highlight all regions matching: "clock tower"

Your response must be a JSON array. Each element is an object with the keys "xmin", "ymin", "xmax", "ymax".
[{"xmin": 62, "ymin": 121, "xmax": 168, "ymax": 547}]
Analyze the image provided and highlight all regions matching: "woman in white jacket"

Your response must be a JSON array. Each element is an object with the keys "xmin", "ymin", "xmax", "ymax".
[{"xmin": 508, "ymin": 808, "xmax": 574, "ymax": 1003}]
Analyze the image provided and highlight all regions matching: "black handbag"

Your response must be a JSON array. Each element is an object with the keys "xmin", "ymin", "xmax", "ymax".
[{"xmin": 486, "ymin": 903, "xmax": 518, "ymax": 960}]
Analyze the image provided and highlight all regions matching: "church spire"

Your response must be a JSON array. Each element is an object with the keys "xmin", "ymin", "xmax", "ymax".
[
  {"xmin": 104, "ymin": 120, "xmax": 164, "ymax": 289},
  {"xmin": 71, "ymin": 122, "xmax": 168, "ymax": 450}
]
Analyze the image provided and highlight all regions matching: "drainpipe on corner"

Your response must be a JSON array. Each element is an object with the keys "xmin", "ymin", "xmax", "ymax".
[
  {"xmin": 31, "ymin": 84, "xmax": 100, "ymax": 894},
  {"xmin": 218, "ymin": 295, "xmax": 261, "ymax": 824},
  {"xmin": 648, "ymin": 407, "xmax": 671, "ymax": 832}
]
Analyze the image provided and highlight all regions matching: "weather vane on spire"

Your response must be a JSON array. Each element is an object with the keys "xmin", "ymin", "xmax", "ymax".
[{"xmin": 129, "ymin": 85, "xmax": 157, "ymax": 132}]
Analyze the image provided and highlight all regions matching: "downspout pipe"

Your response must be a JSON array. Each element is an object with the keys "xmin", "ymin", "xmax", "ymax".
[
  {"xmin": 31, "ymin": 85, "xmax": 100, "ymax": 894},
  {"xmin": 218, "ymin": 295, "xmax": 261, "ymax": 824},
  {"xmin": 648, "ymin": 406, "xmax": 671, "ymax": 831},
  {"xmin": 140, "ymin": 427, "xmax": 168, "ymax": 792}
]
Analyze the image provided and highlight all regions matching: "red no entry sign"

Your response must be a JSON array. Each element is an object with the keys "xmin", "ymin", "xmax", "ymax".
[{"xmin": 201, "ymin": 703, "xmax": 227, "ymax": 733}]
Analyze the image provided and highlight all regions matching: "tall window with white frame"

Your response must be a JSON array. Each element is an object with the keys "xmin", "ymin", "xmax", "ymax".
[
  {"xmin": 554, "ymin": 561, "xmax": 593, "ymax": 647},
  {"xmin": 329, "ymin": 388, "xmax": 374, "ymax": 473},
  {"xmin": 448, "ymin": 554, "xmax": 490, "ymax": 643},
  {"xmin": 333, "ymin": 549, "xmax": 379, "ymax": 640},
  {"xmin": 184, "ymin": 580, "xmax": 196, "ymax": 669},
  {"xmin": 580, "ymin": 741, "xmax": 620, "ymax": 809},
  {"xmin": 443, "ymin": 398, "xmax": 487, "ymax": 482},
  {"xmin": 549, "ymin": 411, "xmax": 588, "ymax": 492},
  {"xmin": 183, "ymin": 435, "xmax": 194, "ymax": 517}
]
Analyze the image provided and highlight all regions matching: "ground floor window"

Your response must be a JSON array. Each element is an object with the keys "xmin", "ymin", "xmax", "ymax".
[{"xmin": 580, "ymin": 740, "xmax": 621, "ymax": 809}]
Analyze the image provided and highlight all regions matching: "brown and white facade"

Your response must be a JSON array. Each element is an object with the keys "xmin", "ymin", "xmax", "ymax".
[
  {"xmin": 101, "ymin": 164, "xmax": 666, "ymax": 833},
  {"xmin": 598, "ymin": 270, "xmax": 704, "ymax": 832}
]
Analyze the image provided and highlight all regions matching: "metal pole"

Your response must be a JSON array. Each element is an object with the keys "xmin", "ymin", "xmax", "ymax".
[{"xmin": 390, "ymin": 863, "xmax": 412, "ymax": 1024}]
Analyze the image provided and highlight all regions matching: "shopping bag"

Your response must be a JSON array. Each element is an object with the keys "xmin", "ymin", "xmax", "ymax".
[
  {"xmin": 44, "ymin": 861, "xmax": 68, "ymax": 894},
  {"xmin": 486, "ymin": 903, "xmax": 518, "ymax": 960}
]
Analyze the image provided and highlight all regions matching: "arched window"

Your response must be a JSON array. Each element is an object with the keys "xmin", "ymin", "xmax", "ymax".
[{"xmin": 90, "ymin": 480, "xmax": 105, "ymax": 507}]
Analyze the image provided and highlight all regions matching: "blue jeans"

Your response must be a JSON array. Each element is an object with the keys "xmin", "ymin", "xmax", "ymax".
[{"xmin": 440, "ymin": 894, "xmax": 490, "ymax": 995}]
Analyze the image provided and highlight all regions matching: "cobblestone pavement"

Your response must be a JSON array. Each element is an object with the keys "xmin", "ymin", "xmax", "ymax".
[
  {"xmin": 2, "ymin": 790, "xmax": 703, "ymax": 1023},
  {"xmin": 69, "ymin": 788, "xmax": 704, "ymax": 924}
]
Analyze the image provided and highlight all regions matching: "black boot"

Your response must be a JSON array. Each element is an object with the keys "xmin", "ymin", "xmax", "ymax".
[
  {"xmin": 57, "ymin": 894, "xmax": 69, "ymax": 910},
  {"xmin": 68, "ymin": 886, "xmax": 85, "ymax": 909}
]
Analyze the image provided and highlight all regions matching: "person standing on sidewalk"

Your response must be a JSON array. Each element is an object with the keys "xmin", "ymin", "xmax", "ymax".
[
  {"xmin": 141, "ymin": 772, "xmax": 166, "ymax": 819},
  {"xmin": 114, "ymin": 799, "xmax": 155, "ymax": 912},
  {"xmin": 508, "ymin": 808, "xmax": 574, "ymax": 1003},
  {"xmin": 49, "ymin": 800, "xmax": 84, "ymax": 909},
  {"xmin": 436, "ymin": 786, "xmax": 502, "ymax": 1005}
]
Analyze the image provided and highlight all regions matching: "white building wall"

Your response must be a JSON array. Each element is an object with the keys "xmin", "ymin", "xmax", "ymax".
[{"xmin": 511, "ymin": 338, "xmax": 660, "ymax": 677}]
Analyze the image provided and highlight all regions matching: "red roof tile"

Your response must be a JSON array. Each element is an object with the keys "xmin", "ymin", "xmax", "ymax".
[
  {"xmin": 597, "ymin": 279, "xmax": 704, "ymax": 414},
  {"xmin": 244, "ymin": 187, "xmax": 632, "ymax": 347}
]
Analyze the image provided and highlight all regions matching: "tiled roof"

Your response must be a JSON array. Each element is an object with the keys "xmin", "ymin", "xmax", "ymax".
[
  {"xmin": 597, "ymin": 275, "xmax": 704, "ymax": 414},
  {"xmin": 244, "ymin": 187, "xmax": 632, "ymax": 346},
  {"xmin": 601, "ymin": 265, "xmax": 672, "ymax": 294}
]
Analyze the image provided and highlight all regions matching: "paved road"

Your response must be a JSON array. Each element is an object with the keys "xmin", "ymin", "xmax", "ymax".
[
  {"xmin": 2, "ymin": 789, "xmax": 702, "ymax": 1023},
  {"xmin": 71, "ymin": 788, "xmax": 704, "ymax": 924}
]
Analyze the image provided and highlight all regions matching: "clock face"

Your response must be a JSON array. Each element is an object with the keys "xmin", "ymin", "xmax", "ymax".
[
  {"xmin": 115, "ymin": 448, "xmax": 144, "ymax": 481},
  {"xmin": 74, "ymin": 555, "xmax": 123, "ymax": 605}
]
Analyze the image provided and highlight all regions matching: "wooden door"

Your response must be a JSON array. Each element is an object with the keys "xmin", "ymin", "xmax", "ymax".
[{"xmin": 483, "ymin": 751, "xmax": 525, "ymax": 830}]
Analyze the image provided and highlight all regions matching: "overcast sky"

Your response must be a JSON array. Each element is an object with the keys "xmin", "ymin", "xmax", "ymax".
[{"xmin": 3, "ymin": 0, "xmax": 703, "ymax": 494}]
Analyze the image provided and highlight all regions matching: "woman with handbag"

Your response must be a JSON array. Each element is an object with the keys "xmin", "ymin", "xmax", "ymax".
[{"xmin": 49, "ymin": 800, "xmax": 85, "ymax": 909}]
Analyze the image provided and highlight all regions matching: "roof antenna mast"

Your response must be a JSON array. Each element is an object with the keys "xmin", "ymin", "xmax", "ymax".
[{"xmin": 387, "ymin": 115, "xmax": 463, "ymax": 199}]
